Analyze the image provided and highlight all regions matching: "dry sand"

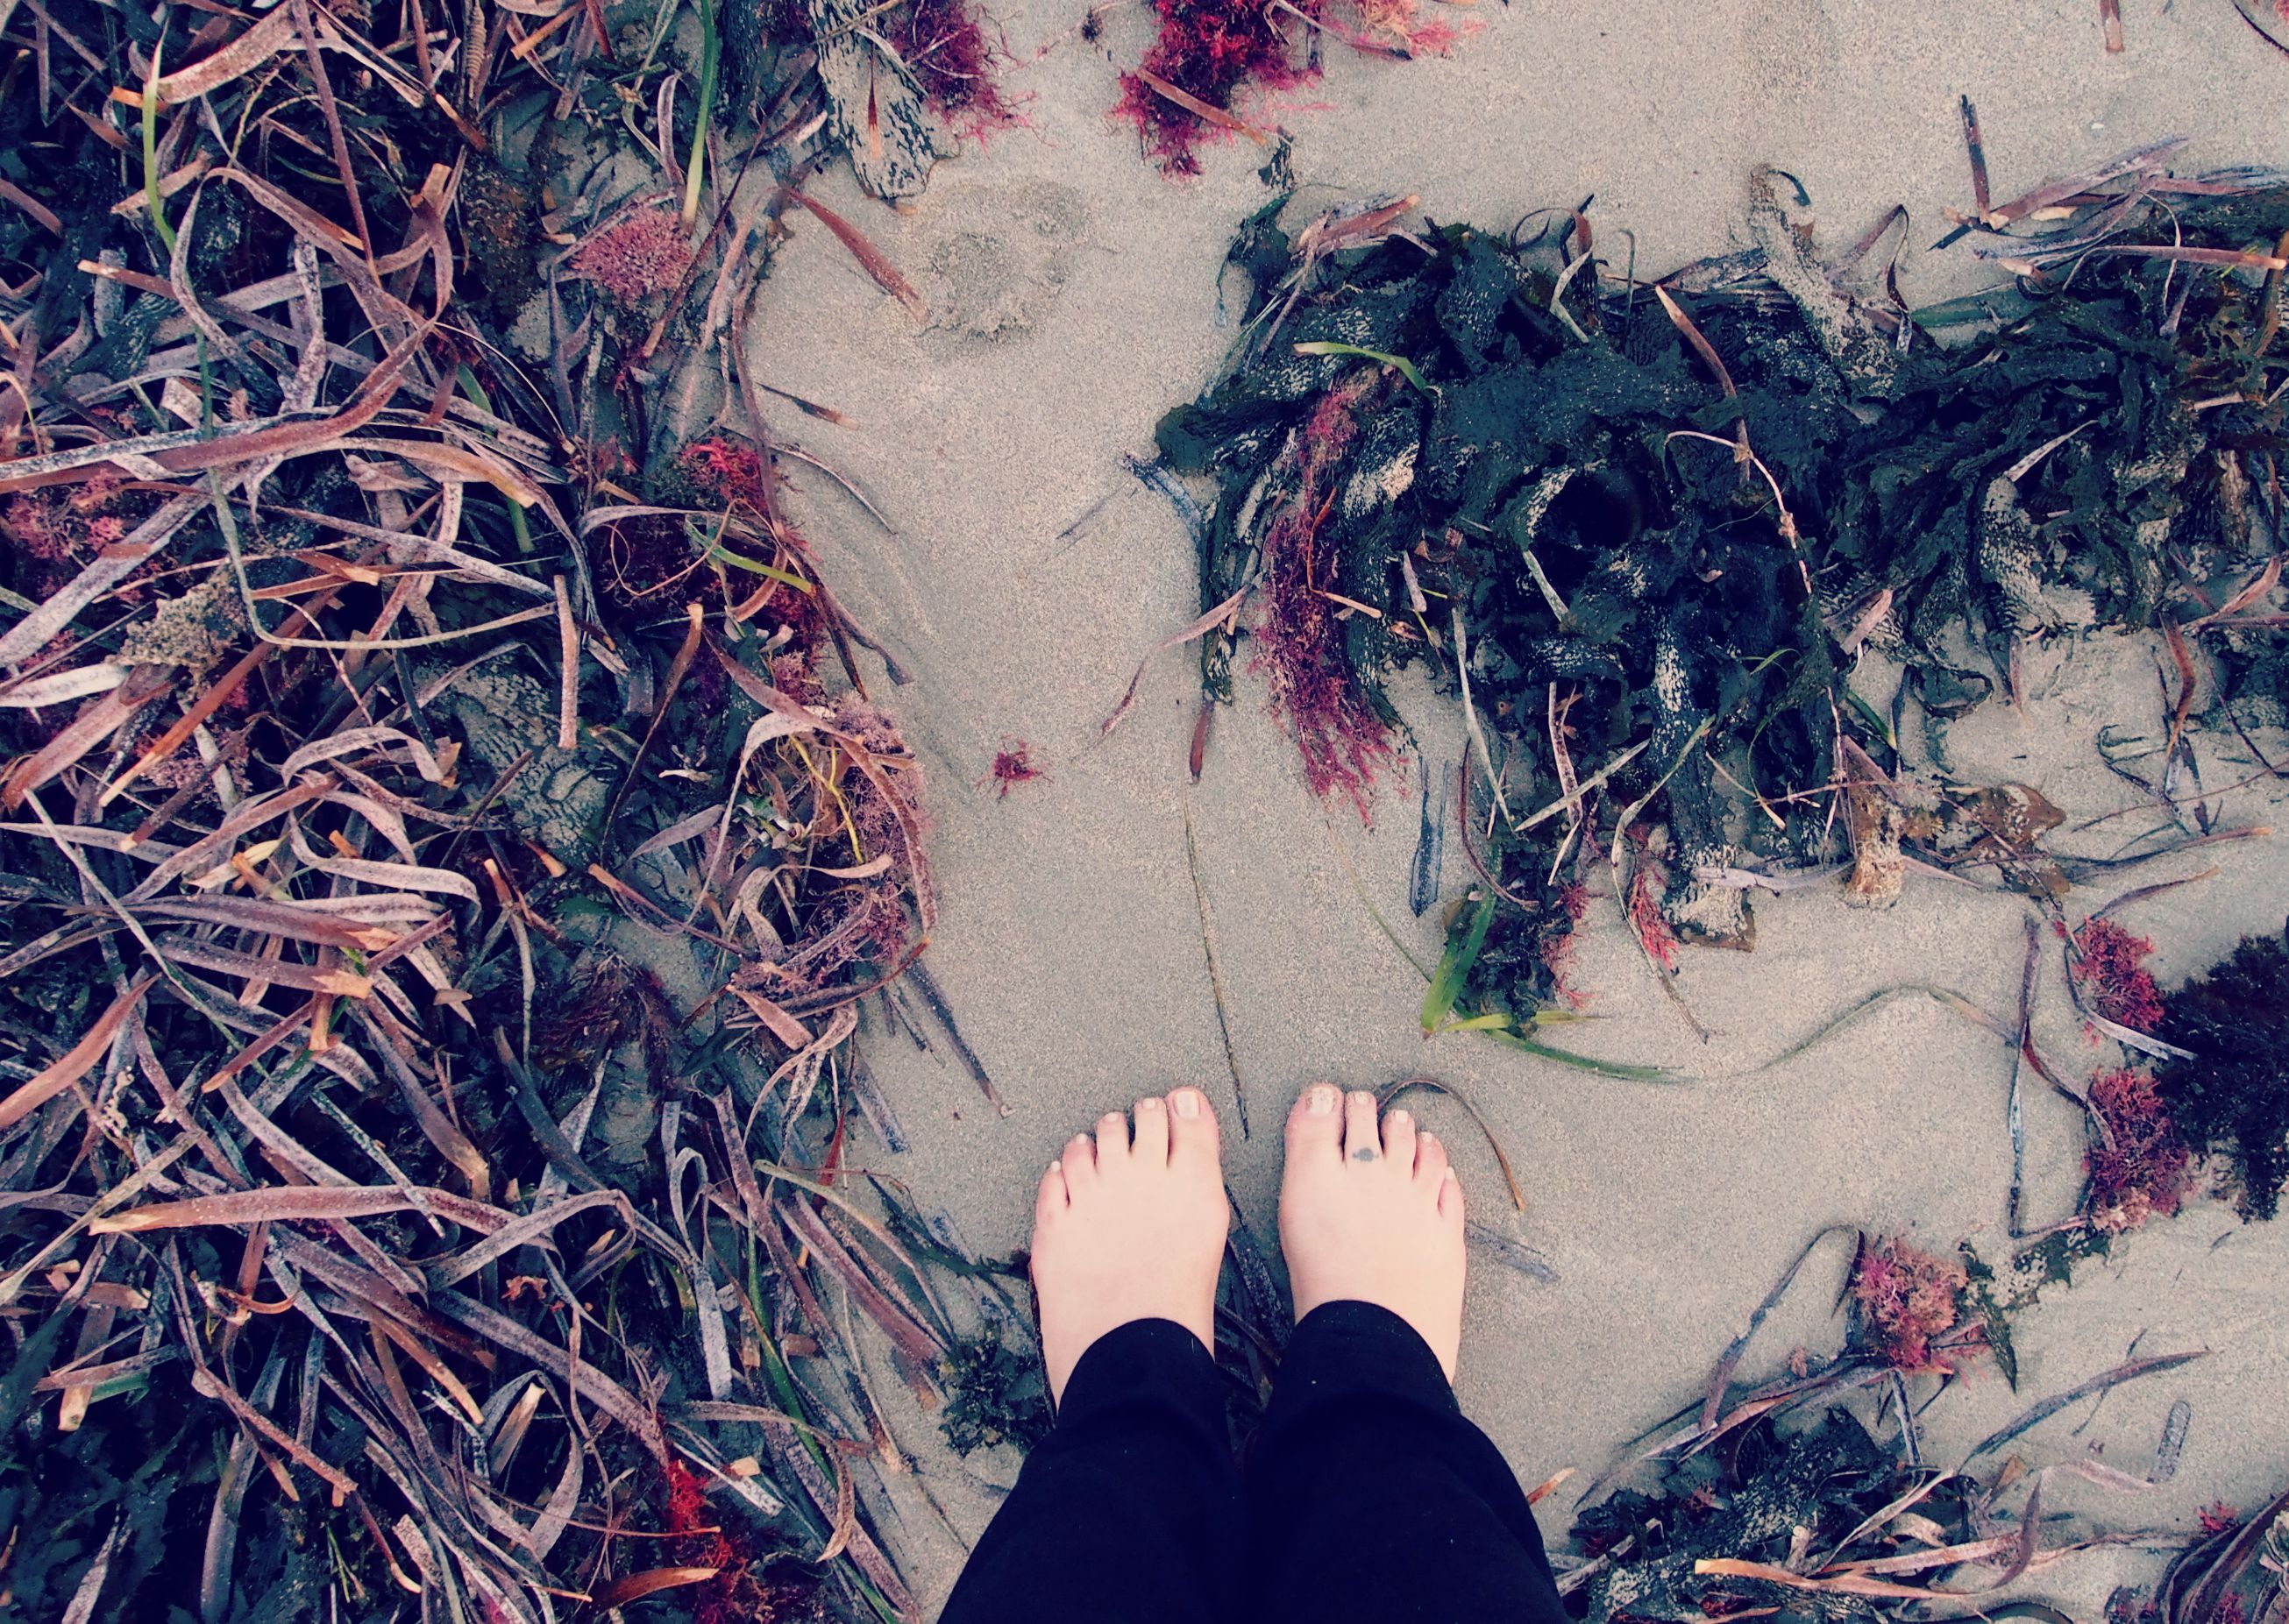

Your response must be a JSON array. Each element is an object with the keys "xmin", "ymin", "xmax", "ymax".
[{"xmin": 738, "ymin": 2, "xmax": 2289, "ymax": 1610}]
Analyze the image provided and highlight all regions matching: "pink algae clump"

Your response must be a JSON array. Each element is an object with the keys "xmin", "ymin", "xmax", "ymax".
[
  {"xmin": 568, "ymin": 209, "xmax": 693, "ymax": 302},
  {"xmin": 1251, "ymin": 379, "xmax": 1394, "ymax": 819},
  {"xmin": 2070, "ymin": 916, "xmax": 2165, "ymax": 1033},
  {"xmin": 1114, "ymin": 0, "xmax": 1468, "ymax": 174},
  {"xmin": 885, "ymin": 0, "xmax": 1019, "ymax": 138},
  {"xmin": 1850, "ymin": 1235, "xmax": 1979, "ymax": 1373},
  {"xmin": 2086, "ymin": 1067, "xmax": 2194, "ymax": 1234},
  {"xmin": 1627, "ymin": 870, "xmax": 1678, "ymax": 972}
]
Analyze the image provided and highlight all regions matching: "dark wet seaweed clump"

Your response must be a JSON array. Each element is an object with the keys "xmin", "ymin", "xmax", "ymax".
[{"xmin": 2157, "ymin": 923, "xmax": 2289, "ymax": 1220}]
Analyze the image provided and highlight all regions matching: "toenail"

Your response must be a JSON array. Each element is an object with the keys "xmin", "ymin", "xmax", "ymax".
[
  {"xmin": 1049, "ymin": 1159, "xmax": 1062, "ymax": 1173},
  {"xmin": 1173, "ymin": 1091, "xmax": 1200, "ymax": 1119},
  {"xmin": 1420, "ymin": 1131, "xmax": 1437, "ymax": 1145},
  {"xmin": 1138, "ymin": 1096, "xmax": 1163, "ymax": 1112},
  {"xmin": 1390, "ymin": 1110, "xmax": 1411, "ymax": 1128},
  {"xmin": 1307, "ymin": 1086, "xmax": 1337, "ymax": 1115}
]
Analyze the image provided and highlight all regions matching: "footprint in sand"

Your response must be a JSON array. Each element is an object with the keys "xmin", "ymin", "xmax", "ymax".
[{"xmin": 919, "ymin": 181, "xmax": 1091, "ymax": 347}]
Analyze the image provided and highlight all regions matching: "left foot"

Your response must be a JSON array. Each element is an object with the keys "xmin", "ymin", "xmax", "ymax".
[{"xmin": 1030, "ymin": 1089, "xmax": 1228, "ymax": 1405}]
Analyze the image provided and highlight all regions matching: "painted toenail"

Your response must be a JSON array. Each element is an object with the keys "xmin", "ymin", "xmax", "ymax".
[
  {"xmin": 1173, "ymin": 1091, "xmax": 1199, "ymax": 1119},
  {"xmin": 1307, "ymin": 1086, "xmax": 1337, "ymax": 1115}
]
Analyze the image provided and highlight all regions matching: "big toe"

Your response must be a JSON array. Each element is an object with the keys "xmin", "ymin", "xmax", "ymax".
[
  {"xmin": 1167, "ymin": 1088, "xmax": 1221, "ymax": 1171},
  {"xmin": 1284, "ymin": 1081, "xmax": 1344, "ymax": 1162}
]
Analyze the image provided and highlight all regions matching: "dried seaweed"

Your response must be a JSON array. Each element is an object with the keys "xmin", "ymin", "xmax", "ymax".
[
  {"xmin": 1147, "ymin": 150, "xmax": 2289, "ymax": 1030},
  {"xmin": 0, "ymin": 0, "xmax": 1001, "ymax": 1608},
  {"xmin": 1567, "ymin": 1250, "xmax": 2190, "ymax": 1624}
]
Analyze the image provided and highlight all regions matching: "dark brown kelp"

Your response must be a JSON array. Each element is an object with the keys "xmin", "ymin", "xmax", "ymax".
[
  {"xmin": 2154, "ymin": 923, "xmax": 2289, "ymax": 1219},
  {"xmin": 1141, "ymin": 144, "xmax": 2289, "ymax": 1038}
]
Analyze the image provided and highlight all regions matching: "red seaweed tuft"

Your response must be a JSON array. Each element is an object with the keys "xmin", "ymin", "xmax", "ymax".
[
  {"xmin": 982, "ymin": 738, "xmax": 1043, "ymax": 798},
  {"xmin": 1628, "ymin": 870, "xmax": 1678, "ymax": 973},
  {"xmin": 1850, "ymin": 1235, "xmax": 1978, "ymax": 1373},
  {"xmin": 568, "ymin": 208, "xmax": 694, "ymax": 303},
  {"xmin": 1113, "ymin": 0, "xmax": 1471, "ymax": 173},
  {"xmin": 2070, "ymin": 916, "xmax": 2165, "ymax": 1034},
  {"xmin": 884, "ymin": 0, "xmax": 1020, "ymax": 137},
  {"xmin": 2086, "ymin": 1066, "xmax": 2195, "ymax": 1233},
  {"xmin": 1250, "ymin": 379, "xmax": 1395, "ymax": 819},
  {"xmin": 679, "ymin": 437, "xmax": 775, "ymax": 512}
]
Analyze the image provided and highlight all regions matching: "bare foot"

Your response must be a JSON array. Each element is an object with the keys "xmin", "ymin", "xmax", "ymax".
[
  {"xmin": 1030, "ymin": 1089, "xmax": 1228, "ymax": 1404},
  {"xmin": 1278, "ymin": 1084, "xmax": 1467, "ymax": 1379}
]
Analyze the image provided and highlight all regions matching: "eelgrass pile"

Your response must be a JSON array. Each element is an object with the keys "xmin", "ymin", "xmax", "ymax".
[{"xmin": 0, "ymin": 0, "xmax": 1032, "ymax": 1614}]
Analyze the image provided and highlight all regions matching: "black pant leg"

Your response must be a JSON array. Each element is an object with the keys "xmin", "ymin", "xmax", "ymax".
[
  {"xmin": 1246, "ymin": 1301, "xmax": 1567, "ymax": 1624},
  {"xmin": 942, "ymin": 1318, "xmax": 1244, "ymax": 1624}
]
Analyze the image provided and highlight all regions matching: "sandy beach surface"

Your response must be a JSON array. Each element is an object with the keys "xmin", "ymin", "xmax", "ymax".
[{"xmin": 736, "ymin": 2, "xmax": 2289, "ymax": 1610}]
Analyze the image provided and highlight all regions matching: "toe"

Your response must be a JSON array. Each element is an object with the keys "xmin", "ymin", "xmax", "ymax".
[
  {"xmin": 1413, "ymin": 1127, "xmax": 1450, "ymax": 1190},
  {"xmin": 1167, "ymin": 1087, "xmax": 1221, "ymax": 1169},
  {"xmin": 1285, "ymin": 1082, "xmax": 1344, "ymax": 1160},
  {"xmin": 1061, "ymin": 1132, "xmax": 1098, "ymax": 1190},
  {"xmin": 1095, "ymin": 1110, "xmax": 1132, "ymax": 1168},
  {"xmin": 1034, "ymin": 1160, "xmax": 1070, "ymax": 1229},
  {"xmin": 1381, "ymin": 1106, "xmax": 1418, "ymax": 1172},
  {"xmin": 1130, "ymin": 1096, "xmax": 1170, "ymax": 1164},
  {"xmin": 1437, "ymin": 1165, "xmax": 1467, "ymax": 1226},
  {"xmin": 1342, "ymin": 1090, "xmax": 1382, "ymax": 1166}
]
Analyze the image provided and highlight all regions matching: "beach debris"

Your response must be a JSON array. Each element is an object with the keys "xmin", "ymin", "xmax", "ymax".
[
  {"xmin": 1141, "ymin": 147, "xmax": 2289, "ymax": 1036},
  {"xmin": 985, "ymin": 737, "xmax": 1047, "ymax": 797},
  {"xmin": 1567, "ymin": 1248, "xmax": 2198, "ymax": 1624},
  {"xmin": 939, "ymin": 1325, "xmax": 1056, "ymax": 1454},
  {"xmin": 2086, "ymin": 1067, "xmax": 2197, "ymax": 1234},
  {"xmin": 1114, "ymin": 0, "xmax": 1474, "ymax": 174},
  {"xmin": 2155, "ymin": 922, "xmax": 2289, "ymax": 1218},
  {"xmin": 2157, "ymin": 1481, "xmax": 2289, "ymax": 1624},
  {"xmin": 0, "ymin": 0, "xmax": 999, "ymax": 1606},
  {"xmin": 1850, "ymin": 1235, "xmax": 1982, "ymax": 1373}
]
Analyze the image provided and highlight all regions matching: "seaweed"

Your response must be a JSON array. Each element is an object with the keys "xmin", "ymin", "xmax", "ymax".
[
  {"xmin": 2086, "ymin": 1067, "xmax": 2196, "ymax": 1233},
  {"xmin": 1143, "ymin": 156, "xmax": 2289, "ymax": 1029},
  {"xmin": 938, "ymin": 1328, "xmax": 1055, "ymax": 1454},
  {"xmin": 2156, "ymin": 923, "xmax": 2289, "ymax": 1219}
]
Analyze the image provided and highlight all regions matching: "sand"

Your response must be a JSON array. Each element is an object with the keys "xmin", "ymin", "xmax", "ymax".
[{"xmin": 738, "ymin": 2, "xmax": 2289, "ymax": 1611}]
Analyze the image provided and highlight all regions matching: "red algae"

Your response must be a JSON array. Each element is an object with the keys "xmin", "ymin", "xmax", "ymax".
[
  {"xmin": 982, "ymin": 738, "xmax": 1043, "ymax": 798},
  {"xmin": 885, "ymin": 0, "xmax": 1020, "ymax": 137},
  {"xmin": 2070, "ymin": 916, "xmax": 2165, "ymax": 1033},
  {"xmin": 1850, "ymin": 1235, "xmax": 1979, "ymax": 1373},
  {"xmin": 2086, "ymin": 1067, "xmax": 2195, "ymax": 1233},
  {"xmin": 1627, "ymin": 870, "xmax": 1679, "ymax": 973},
  {"xmin": 1113, "ymin": 0, "xmax": 1471, "ymax": 173},
  {"xmin": 1250, "ymin": 379, "xmax": 1396, "ymax": 819},
  {"xmin": 567, "ymin": 209, "xmax": 694, "ymax": 302}
]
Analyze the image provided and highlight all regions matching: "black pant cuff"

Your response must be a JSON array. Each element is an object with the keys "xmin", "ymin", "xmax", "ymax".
[
  {"xmin": 1273, "ymin": 1300, "xmax": 1457, "ymax": 1415},
  {"xmin": 1056, "ymin": 1316, "xmax": 1223, "ymax": 1427}
]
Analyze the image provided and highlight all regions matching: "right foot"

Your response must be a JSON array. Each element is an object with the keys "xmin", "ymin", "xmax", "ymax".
[
  {"xmin": 1030, "ymin": 1089, "xmax": 1229, "ymax": 1405},
  {"xmin": 1278, "ymin": 1084, "xmax": 1468, "ymax": 1379}
]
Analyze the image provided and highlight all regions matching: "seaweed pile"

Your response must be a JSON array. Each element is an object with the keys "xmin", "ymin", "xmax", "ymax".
[
  {"xmin": 1147, "ymin": 152, "xmax": 2289, "ymax": 1039},
  {"xmin": 0, "ymin": 0, "xmax": 1022, "ymax": 1613},
  {"xmin": 2155, "ymin": 922, "xmax": 2289, "ymax": 1220},
  {"xmin": 1567, "ymin": 1229, "xmax": 2215, "ymax": 1624}
]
